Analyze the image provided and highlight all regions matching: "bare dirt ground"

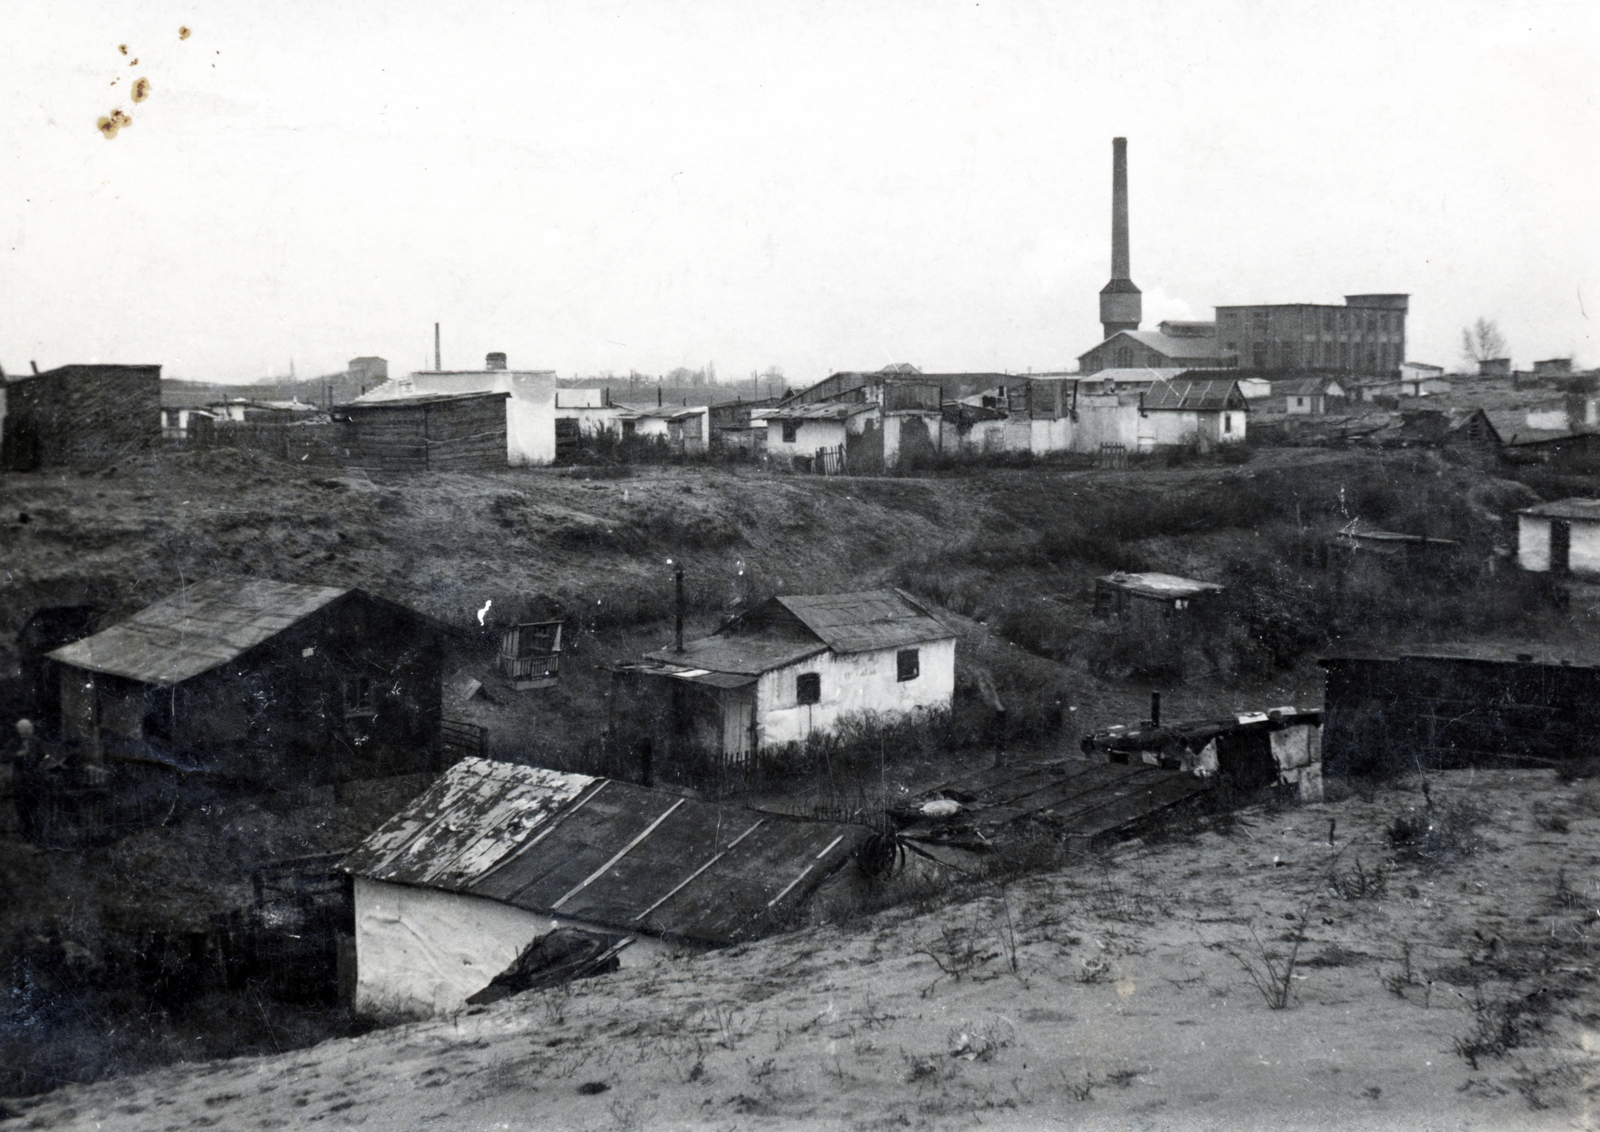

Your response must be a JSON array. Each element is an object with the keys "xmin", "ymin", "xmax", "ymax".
[{"xmin": 6, "ymin": 767, "xmax": 1597, "ymax": 1131}]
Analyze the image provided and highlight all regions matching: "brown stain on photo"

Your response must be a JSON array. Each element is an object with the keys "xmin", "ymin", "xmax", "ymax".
[
  {"xmin": 131, "ymin": 77, "xmax": 150, "ymax": 103},
  {"xmin": 96, "ymin": 108, "xmax": 132, "ymax": 139},
  {"xmin": 179, "ymin": 26, "xmax": 191, "ymax": 40},
  {"xmin": 117, "ymin": 43, "xmax": 127, "ymax": 55}
]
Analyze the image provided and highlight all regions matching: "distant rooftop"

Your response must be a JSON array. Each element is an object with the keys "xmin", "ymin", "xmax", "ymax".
[{"xmin": 1096, "ymin": 572, "xmax": 1224, "ymax": 601}]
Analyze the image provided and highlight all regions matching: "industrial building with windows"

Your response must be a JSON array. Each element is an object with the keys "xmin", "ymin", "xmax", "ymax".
[{"xmin": 1213, "ymin": 295, "xmax": 1409, "ymax": 377}]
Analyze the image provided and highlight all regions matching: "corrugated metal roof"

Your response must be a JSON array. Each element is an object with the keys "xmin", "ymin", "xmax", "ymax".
[
  {"xmin": 343, "ymin": 758, "xmax": 869, "ymax": 946},
  {"xmin": 48, "ymin": 577, "xmax": 349, "ymax": 686},
  {"xmin": 1143, "ymin": 378, "xmax": 1247, "ymax": 412},
  {"xmin": 1521, "ymin": 497, "xmax": 1600, "ymax": 521},
  {"xmin": 775, "ymin": 590, "xmax": 954, "ymax": 654}
]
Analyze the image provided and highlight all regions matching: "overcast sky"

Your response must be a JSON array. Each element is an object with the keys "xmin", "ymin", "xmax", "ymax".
[{"xmin": 2, "ymin": 1, "xmax": 1596, "ymax": 384}]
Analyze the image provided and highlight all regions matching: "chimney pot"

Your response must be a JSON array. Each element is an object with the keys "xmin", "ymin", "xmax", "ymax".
[{"xmin": 486, "ymin": 352, "xmax": 507, "ymax": 370}]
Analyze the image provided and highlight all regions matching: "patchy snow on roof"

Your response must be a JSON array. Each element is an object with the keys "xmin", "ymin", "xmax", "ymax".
[{"xmin": 48, "ymin": 577, "xmax": 348, "ymax": 686}]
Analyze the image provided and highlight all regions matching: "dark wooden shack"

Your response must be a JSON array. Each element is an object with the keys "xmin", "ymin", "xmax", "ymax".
[
  {"xmin": 1320, "ymin": 646, "xmax": 1600, "ymax": 775},
  {"xmin": 43, "ymin": 577, "xmax": 445, "ymax": 788},
  {"xmin": 330, "ymin": 391, "xmax": 509, "ymax": 472},
  {"xmin": 1, "ymin": 364, "xmax": 161, "ymax": 470}
]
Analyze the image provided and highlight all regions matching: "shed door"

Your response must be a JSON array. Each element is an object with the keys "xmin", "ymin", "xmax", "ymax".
[
  {"xmin": 1551, "ymin": 520, "xmax": 1572, "ymax": 575},
  {"xmin": 721, "ymin": 689, "xmax": 755, "ymax": 764}
]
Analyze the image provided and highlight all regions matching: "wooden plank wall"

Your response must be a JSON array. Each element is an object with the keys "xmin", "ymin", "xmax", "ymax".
[
  {"xmin": 5, "ymin": 365, "xmax": 161, "ymax": 466},
  {"xmin": 336, "ymin": 393, "xmax": 508, "ymax": 472}
]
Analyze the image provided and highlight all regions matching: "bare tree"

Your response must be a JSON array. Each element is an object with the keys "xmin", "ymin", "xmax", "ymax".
[{"xmin": 1460, "ymin": 318, "xmax": 1508, "ymax": 363}]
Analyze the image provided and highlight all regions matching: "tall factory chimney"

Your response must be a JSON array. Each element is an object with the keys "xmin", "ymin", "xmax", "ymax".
[{"xmin": 1098, "ymin": 137, "xmax": 1142, "ymax": 339}]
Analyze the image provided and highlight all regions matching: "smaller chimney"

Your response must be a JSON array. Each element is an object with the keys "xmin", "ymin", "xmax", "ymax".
[
  {"xmin": 674, "ymin": 566, "xmax": 685, "ymax": 654},
  {"xmin": 30, "ymin": 361, "xmax": 39, "ymax": 374},
  {"xmin": 434, "ymin": 323, "xmax": 441, "ymax": 370},
  {"xmin": 486, "ymin": 352, "xmax": 507, "ymax": 371}
]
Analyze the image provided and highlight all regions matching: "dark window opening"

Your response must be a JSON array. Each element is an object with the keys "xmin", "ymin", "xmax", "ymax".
[
  {"xmin": 796, "ymin": 672, "xmax": 821, "ymax": 705},
  {"xmin": 345, "ymin": 675, "xmax": 376, "ymax": 718},
  {"xmin": 896, "ymin": 649, "xmax": 920, "ymax": 682},
  {"xmin": 781, "ymin": 421, "xmax": 799, "ymax": 443}
]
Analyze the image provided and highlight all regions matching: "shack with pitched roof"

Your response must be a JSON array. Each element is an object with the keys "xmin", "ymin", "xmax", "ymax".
[
  {"xmin": 609, "ymin": 590, "xmax": 956, "ymax": 773},
  {"xmin": 341, "ymin": 757, "xmax": 875, "ymax": 1017},
  {"xmin": 1138, "ymin": 376, "xmax": 1249, "ymax": 450},
  {"xmin": 43, "ymin": 577, "xmax": 445, "ymax": 786}
]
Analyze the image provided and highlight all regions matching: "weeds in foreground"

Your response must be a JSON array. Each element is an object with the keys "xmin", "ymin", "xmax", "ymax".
[
  {"xmin": 1381, "ymin": 942, "xmax": 1433, "ymax": 1006},
  {"xmin": 1453, "ymin": 986, "xmax": 1554, "ymax": 1070},
  {"xmin": 1386, "ymin": 787, "xmax": 1486, "ymax": 869},
  {"xmin": 1327, "ymin": 856, "xmax": 1387, "ymax": 901},
  {"xmin": 1217, "ymin": 904, "xmax": 1312, "ymax": 1010}
]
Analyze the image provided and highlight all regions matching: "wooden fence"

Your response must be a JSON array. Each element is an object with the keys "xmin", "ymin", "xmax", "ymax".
[{"xmin": 441, "ymin": 718, "xmax": 489, "ymax": 763}]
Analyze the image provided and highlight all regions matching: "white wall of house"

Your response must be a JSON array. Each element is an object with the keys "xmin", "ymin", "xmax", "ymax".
[
  {"xmin": 1137, "ymin": 409, "xmax": 1243, "ymax": 451},
  {"xmin": 1286, "ymin": 395, "xmax": 1322, "ymax": 415},
  {"xmin": 408, "ymin": 370, "xmax": 558, "ymax": 466},
  {"xmin": 352, "ymin": 878, "xmax": 675, "ymax": 1019},
  {"xmin": 1518, "ymin": 514, "xmax": 1600, "ymax": 575},
  {"xmin": 560, "ymin": 405, "xmax": 633, "ymax": 436},
  {"xmin": 752, "ymin": 637, "xmax": 956, "ymax": 748},
  {"xmin": 882, "ymin": 411, "xmax": 941, "ymax": 467},
  {"xmin": 763, "ymin": 417, "xmax": 851, "ymax": 462},
  {"xmin": 1073, "ymin": 393, "xmax": 1142, "ymax": 452},
  {"xmin": 1026, "ymin": 417, "xmax": 1076, "ymax": 455}
]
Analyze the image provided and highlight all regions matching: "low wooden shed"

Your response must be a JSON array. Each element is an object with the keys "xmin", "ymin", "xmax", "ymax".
[
  {"xmin": 1, "ymin": 363, "xmax": 161, "ymax": 470},
  {"xmin": 330, "ymin": 390, "xmax": 510, "ymax": 472},
  {"xmin": 44, "ymin": 577, "xmax": 445, "ymax": 786}
]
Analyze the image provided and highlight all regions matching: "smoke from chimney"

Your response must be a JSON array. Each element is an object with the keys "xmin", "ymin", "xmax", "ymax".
[{"xmin": 486, "ymin": 352, "xmax": 507, "ymax": 370}]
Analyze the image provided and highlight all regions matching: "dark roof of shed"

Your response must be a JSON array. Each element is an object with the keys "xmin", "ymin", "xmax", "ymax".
[
  {"xmin": 1481, "ymin": 409, "xmax": 1570, "ymax": 446},
  {"xmin": 646, "ymin": 633, "xmax": 826, "ymax": 675},
  {"xmin": 774, "ymin": 590, "xmax": 954, "ymax": 654},
  {"xmin": 334, "ymin": 390, "xmax": 510, "ymax": 411},
  {"xmin": 48, "ymin": 577, "xmax": 349, "ymax": 686},
  {"xmin": 1320, "ymin": 642, "xmax": 1600, "ymax": 669},
  {"xmin": 3, "ymin": 363, "xmax": 161, "ymax": 386},
  {"xmin": 760, "ymin": 402, "xmax": 877, "ymax": 422},
  {"xmin": 1143, "ymin": 378, "xmax": 1247, "ymax": 412},
  {"xmin": 343, "ymin": 758, "xmax": 870, "ymax": 946},
  {"xmin": 1520, "ymin": 497, "xmax": 1600, "ymax": 521}
]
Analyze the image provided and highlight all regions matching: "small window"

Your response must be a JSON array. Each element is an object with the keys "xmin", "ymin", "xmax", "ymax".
[
  {"xmin": 796, "ymin": 672, "xmax": 821, "ymax": 705},
  {"xmin": 344, "ymin": 675, "xmax": 375, "ymax": 718},
  {"xmin": 781, "ymin": 420, "xmax": 799, "ymax": 444},
  {"xmin": 1224, "ymin": 413, "xmax": 1233, "ymax": 433},
  {"xmin": 896, "ymin": 649, "xmax": 920, "ymax": 682}
]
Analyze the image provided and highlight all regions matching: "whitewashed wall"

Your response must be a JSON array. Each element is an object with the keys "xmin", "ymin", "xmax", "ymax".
[
  {"xmin": 753, "ymin": 637, "xmax": 956, "ymax": 748},
  {"xmin": 352, "ymin": 878, "xmax": 673, "ymax": 1019},
  {"xmin": 1519, "ymin": 515, "xmax": 1551, "ymax": 572},
  {"xmin": 762, "ymin": 418, "xmax": 850, "ymax": 462}
]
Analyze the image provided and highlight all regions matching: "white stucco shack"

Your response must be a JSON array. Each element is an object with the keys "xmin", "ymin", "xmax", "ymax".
[
  {"xmin": 1137, "ymin": 377, "xmax": 1248, "ymax": 451},
  {"xmin": 1518, "ymin": 498, "xmax": 1600, "ymax": 576},
  {"xmin": 755, "ymin": 401, "xmax": 879, "ymax": 468},
  {"xmin": 342, "ymin": 758, "xmax": 872, "ymax": 1018},
  {"xmin": 356, "ymin": 352, "xmax": 557, "ymax": 466},
  {"xmin": 610, "ymin": 590, "xmax": 957, "ymax": 767}
]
